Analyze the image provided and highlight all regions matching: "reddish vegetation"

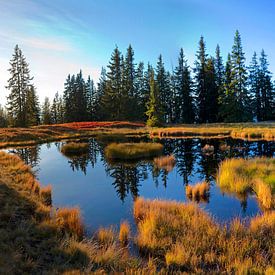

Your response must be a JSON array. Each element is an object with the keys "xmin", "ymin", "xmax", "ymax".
[{"xmin": 54, "ymin": 121, "xmax": 145, "ymax": 130}]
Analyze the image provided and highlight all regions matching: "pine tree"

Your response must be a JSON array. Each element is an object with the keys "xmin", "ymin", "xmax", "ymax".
[
  {"xmin": 41, "ymin": 97, "xmax": 52, "ymax": 124},
  {"xmin": 156, "ymin": 55, "xmax": 170, "ymax": 122},
  {"xmin": 25, "ymin": 86, "xmax": 40, "ymax": 126},
  {"xmin": 258, "ymin": 49, "xmax": 274, "ymax": 121},
  {"xmin": 174, "ymin": 48, "xmax": 194, "ymax": 123},
  {"xmin": 6, "ymin": 45, "xmax": 34, "ymax": 126},
  {"xmin": 0, "ymin": 105, "xmax": 8, "ymax": 127},
  {"xmin": 215, "ymin": 45, "xmax": 225, "ymax": 120},
  {"xmin": 194, "ymin": 36, "xmax": 208, "ymax": 123},
  {"xmin": 205, "ymin": 57, "xmax": 219, "ymax": 122},
  {"xmin": 96, "ymin": 67, "xmax": 107, "ymax": 120},
  {"xmin": 248, "ymin": 52, "xmax": 260, "ymax": 120},
  {"xmin": 230, "ymin": 30, "xmax": 251, "ymax": 121},
  {"xmin": 146, "ymin": 69, "xmax": 163, "ymax": 126},
  {"xmin": 102, "ymin": 47, "xmax": 124, "ymax": 120}
]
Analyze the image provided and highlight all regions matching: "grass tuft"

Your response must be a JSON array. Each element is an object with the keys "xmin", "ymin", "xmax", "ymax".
[
  {"xmin": 185, "ymin": 181, "xmax": 210, "ymax": 202},
  {"xmin": 40, "ymin": 185, "xmax": 52, "ymax": 206},
  {"xmin": 119, "ymin": 221, "xmax": 130, "ymax": 246},
  {"xmin": 153, "ymin": 154, "xmax": 176, "ymax": 172}
]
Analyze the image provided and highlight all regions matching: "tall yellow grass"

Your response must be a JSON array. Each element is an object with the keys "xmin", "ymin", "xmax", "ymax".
[
  {"xmin": 133, "ymin": 197, "xmax": 275, "ymax": 273},
  {"xmin": 119, "ymin": 221, "xmax": 130, "ymax": 246},
  {"xmin": 185, "ymin": 181, "xmax": 210, "ymax": 201},
  {"xmin": 217, "ymin": 158, "xmax": 275, "ymax": 209}
]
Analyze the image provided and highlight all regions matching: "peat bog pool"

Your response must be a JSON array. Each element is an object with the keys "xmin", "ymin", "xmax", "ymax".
[{"xmin": 5, "ymin": 137, "xmax": 275, "ymax": 233}]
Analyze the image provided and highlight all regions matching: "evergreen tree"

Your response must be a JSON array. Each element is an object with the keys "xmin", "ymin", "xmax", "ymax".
[
  {"xmin": 41, "ymin": 97, "xmax": 52, "ymax": 124},
  {"xmin": 25, "ymin": 86, "xmax": 40, "ymax": 126},
  {"xmin": 0, "ymin": 105, "xmax": 8, "ymax": 127},
  {"xmin": 215, "ymin": 45, "xmax": 225, "ymax": 120},
  {"xmin": 258, "ymin": 49, "xmax": 274, "ymax": 120},
  {"xmin": 101, "ymin": 47, "xmax": 124, "ymax": 120},
  {"xmin": 174, "ymin": 48, "xmax": 194, "ymax": 123},
  {"xmin": 205, "ymin": 57, "xmax": 219, "ymax": 122},
  {"xmin": 248, "ymin": 52, "xmax": 260, "ymax": 120},
  {"xmin": 230, "ymin": 30, "xmax": 251, "ymax": 121},
  {"xmin": 96, "ymin": 67, "xmax": 107, "ymax": 120},
  {"xmin": 156, "ymin": 55, "xmax": 170, "ymax": 122},
  {"xmin": 146, "ymin": 69, "xmax": 163, "ymax": 126},
  {"xmin": 194, "ymin": 36, "xmax": 208, "ymax": 122},
  {"xmin": 6, "ymin": 45, "xmax": 34, "ymax": 126}
]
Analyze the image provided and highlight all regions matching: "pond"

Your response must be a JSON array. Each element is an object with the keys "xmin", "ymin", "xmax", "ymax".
[{"xmin": 6, "ymin": 137, "xmax": 275, "ymax": 233}]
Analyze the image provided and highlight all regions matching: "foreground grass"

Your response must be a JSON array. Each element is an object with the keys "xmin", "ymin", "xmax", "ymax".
[
  {"xmin": 217, "ymin": 158, "xmax": 275, "ymax": 209},
  {"xmin": 134, "ymin": 197, "xmax": 275, "ymax": 273},
  {"xmin": 105, "ymin": 142, "xmax": 163, "ymax": 160},
  {"xmin": 61, "ymin": 142, "xmax": 89, "ymax": 156},
  {"xmin": 0, "ymin": 152, "xmax": 148, "ymax": 273}
]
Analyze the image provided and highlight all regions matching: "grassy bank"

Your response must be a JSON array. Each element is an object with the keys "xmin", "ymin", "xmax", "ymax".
[
  {"xmin": 217, "ymin": 158, "xmax": 275, "ymax": 209},
  {"xmin": 0, "ymin": 121, "xmax": 274, "ymax": 148},
  {"xmin": 105, "ymin": 142, "xmax": 163, "ymax": 160},
  {"xmin": 134, "ymin": 197, "xmax": 275, "ymax": 273},
  {"xmin": 0, "ymin": 151, "xmax": 148, "ymax": 273}
]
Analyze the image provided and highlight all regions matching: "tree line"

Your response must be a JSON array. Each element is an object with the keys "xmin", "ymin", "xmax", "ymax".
[{"xmin": 1, "ymin": 30, "xmax": 275, "ymax": 127}]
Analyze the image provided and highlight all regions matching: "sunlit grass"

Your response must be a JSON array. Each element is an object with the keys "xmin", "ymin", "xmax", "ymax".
[
  {"xmin": 133, "ymin": 197, "xmax": 275, "ymax": 273},
  {"xmin": 119, "ymin": 221, "xmax": 130, "ymax": 246},
  {"xmin": 105, "ymin": 142, "xmax": 163, "ymax": 160},
  {"xmin": 217, "ymin": 158, "xmax": 275, "ymax": 209}
]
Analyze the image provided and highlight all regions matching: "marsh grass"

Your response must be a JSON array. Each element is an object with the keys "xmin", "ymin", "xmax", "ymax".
[
  {"xmin": 153, "ymin": 154, "xmax": 176, "ymax": 172},
  {"xmin": 105, "ymin": 142, "xmax": 163, "ymax": 160},
  {"xmin": 119, "ymin": 221, "xmax": 130, "ymax": 246},
  {"xmin": 185, "ymin": 181, "xmax": 210, "ymax": 202},
  {"xmin": 0, "ymin": 151, "xmax": 146, "ymax": 273},
  {"xmin": 217, "ymin": 158, "xmax": 275, "ymax": 209},
  {"xmin": 40, "ymin": 185, "xmax": 52, "ymax": 206},
  {"xmin": 61, "ymin": 142, "xmax": 89, "ymax": 156},
  {"xmin": 133, "ymin": 197, "xmax": 275, "ymax": 273}
]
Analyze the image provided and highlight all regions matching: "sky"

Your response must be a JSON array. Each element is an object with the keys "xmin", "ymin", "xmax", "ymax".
[{"xmin": 0, "ymin": 0, "xmax": 275, "ymax": 104}]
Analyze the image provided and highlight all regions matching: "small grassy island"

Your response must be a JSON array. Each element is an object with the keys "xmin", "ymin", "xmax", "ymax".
[
  {"xmin": 105, "ymin": 142, "xmax": 163, "ymax": 160},
  {"xmin": 61, "ymin": 142, "xmax": 89, "ymax": 156}
]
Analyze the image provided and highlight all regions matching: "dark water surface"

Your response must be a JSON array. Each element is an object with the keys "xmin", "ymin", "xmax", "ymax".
[{"xmin": 6, "ymin": 138, "xmax": 275, "ymax": 232}]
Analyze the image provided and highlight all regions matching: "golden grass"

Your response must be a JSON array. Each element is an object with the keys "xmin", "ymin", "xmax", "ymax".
[
  {"xmin": 105, "ymin": 142, "xmax": 163, "ymax": 160},
  {"xmin": 40, "ymin": 185, "xmax": 52, "ymax": 206},
  {"xmin": 61, "ymin": 142, "xmax": 89, "ymax": 155},
  {"xmin": 0, "ymin": 151, "xmax": 146, "ymax": 273},
  {"xmin": 97, "ymin": 227, "xmax": 116, "ymax": 245},
  {"xmin": 119, "ymin": 221, "xmax": 130, "ymax": 246},
  {"xmin": 54, "ymin": 207, "xmax": 84, "ymax": 239},
  {"xmin": 185, "ymin": 181, "xmax": 210, "ymax": 201},
  {"xmin": 133, "ymin": 197, "xmax": 275, "ymax": 273},
  {"xmin": 153, "ymin": 154, "xmax": 176, "ymax": 172},
  {"xmin": 217, "ymin": 158, "xmax": 275, "ymax": 209}
]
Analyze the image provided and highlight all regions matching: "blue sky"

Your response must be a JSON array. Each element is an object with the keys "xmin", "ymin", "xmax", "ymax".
[{"xmin": 0, "ymin": 0, "xmax": 275, "ymax": 103}]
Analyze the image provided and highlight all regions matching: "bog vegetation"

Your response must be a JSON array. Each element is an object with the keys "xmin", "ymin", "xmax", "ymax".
[
  {"xmin": 0, "ymin": 151, "xmax": 274, "ymax": 273},
  {"xmin": 217, "ymin": 157, "xmax": 275, "ymax": 209},
  {"xmin": 60, "ymin": 142, "xmax": 89, "ymax": 156}
]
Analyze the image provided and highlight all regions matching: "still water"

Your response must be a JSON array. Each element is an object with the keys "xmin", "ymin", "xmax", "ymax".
[{"xmin": 7, "ymin": 138, "xmax": 275, "ymax": 233}]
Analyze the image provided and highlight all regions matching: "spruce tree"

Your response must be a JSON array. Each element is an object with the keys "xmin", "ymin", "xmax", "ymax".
[
  {"xmin": 248, "ymin": 52, "xmax": 260, "ymax": 120},
  {"xmin": 174, "ymin": 48, "xmax": 194, "ymax": 123},
  {"xmin": 102, "ymin": 47, "xmax": 124, "ymax": 120},
  {"xmin": 194, "ymin": 36, "xmax": 208, "ymax": 123},
  {"xmin": 230, "ymin": 30, "xmax": 251, "ymax": 121},
  {"xmin": 156, "ymin": 55, "xmax": 170, "ymax": 122},
  {"xmin": 25, "ymin": 86, "xmax": 40, "ymax": 126},
  {"xmin": 146, "ymin": 69, "xmax": 163, "ymax": 126},
  {"xmin": 41, "ymin": 97, "xmax": 52, "ymax": 124},
  {"xmin": 6, "ymin": 45, "xmax": 34, "ymax": 126},
  {"xmin": 258, "ymin": 49, "xmax": 274, "ymax": 121}
]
